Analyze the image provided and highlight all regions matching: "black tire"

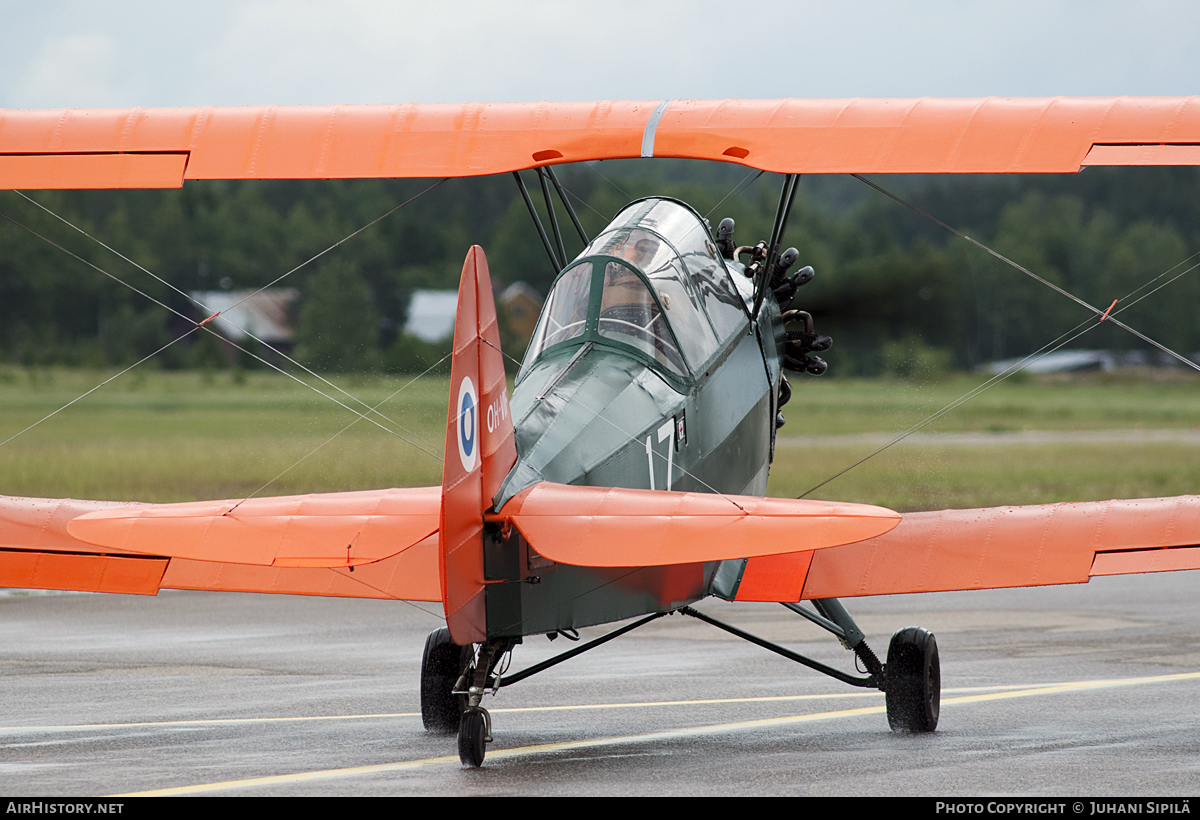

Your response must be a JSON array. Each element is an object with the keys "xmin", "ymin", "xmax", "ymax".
[
  {"xmin": 421, "ymin": 628, "xmax": 469, "ymax": 733},
  {"xmin": 885, "ymin": 626, "xmax": 940, "ymax": 733},
  {"xmin": 458, "ymin": 708, "xmax": 487, "ymax": 767}
]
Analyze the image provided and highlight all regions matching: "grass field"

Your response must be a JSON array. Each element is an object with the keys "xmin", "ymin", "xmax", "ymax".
[
  {"xmin": 0, "ymin": 366, "xmax": 1197, "ymax": 510},
  {"xmin": 769, "ymin": 370, "xmax": 1200, "ymax": 509}
]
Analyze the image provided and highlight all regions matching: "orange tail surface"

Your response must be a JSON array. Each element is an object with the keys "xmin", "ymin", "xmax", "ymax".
[{"xmin": 439, "ymin": 246, "xmax": 517, "ymax": 645}]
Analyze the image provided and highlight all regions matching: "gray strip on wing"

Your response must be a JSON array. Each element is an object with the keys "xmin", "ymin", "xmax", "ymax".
[{"xmin": 640, "ymin": 100, "xmax": 673, "ymax": 158}]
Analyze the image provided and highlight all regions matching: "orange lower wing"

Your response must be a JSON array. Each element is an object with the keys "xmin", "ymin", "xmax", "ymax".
[
  {"xmin": 160, "ymin": 534, "xmax": 442, "ymax": 602},
  {"xmin": 0, "ymin": 490, "xmax": 442, "ymax": 599},
  {"xmin": 732, "ymin": 495, "xmax": 1200, "ymax": 602}
]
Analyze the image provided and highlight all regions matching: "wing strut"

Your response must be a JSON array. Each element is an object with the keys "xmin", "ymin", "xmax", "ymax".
[
  {"xmin": 679, "ymin": 606, "xmax": 881, "ymax": 688},
  {"xmin": 541, "ymin": 166, "xmax": 589, "ymax": 246},
  {"xmin": 512, "ymin": 167, "xmax": 591, "ymax": 278},
  {"xmin": 752, "ymin": 173, "xmax": 800, "ymax": 318},
  {"xmin": 483, "ymin": 603, "xmax": 883, "ymax": 691},
  {"xmin": 496, "ymin": 611, "xmax": 669, "ymax": 687},
  {"xmin": 536, "ymin": 167, "xmax": 568, "ymax": 265},
  {"xmin": 512, "ymin": 170, "xmax": 564, "ymax": 274}
]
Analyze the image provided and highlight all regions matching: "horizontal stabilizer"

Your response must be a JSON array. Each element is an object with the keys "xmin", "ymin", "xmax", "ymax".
[
  {"xmin": 66, "ymin": 487, "xmax": 441, "ymax": 568},
  {"xmin": 498, "ymin": 482, "xmax": 901, "ymax": 568}
]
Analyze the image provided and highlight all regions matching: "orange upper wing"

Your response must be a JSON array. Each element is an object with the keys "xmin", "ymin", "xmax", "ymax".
[{"xmin": 4, "ymin": 98, "xmax": 1200, "ymax": 189}]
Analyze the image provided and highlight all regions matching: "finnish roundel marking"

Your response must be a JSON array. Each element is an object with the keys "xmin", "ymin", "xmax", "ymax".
[{"xmin": 456, "ymin": 377, "xmax": 479, "ymax": 473}]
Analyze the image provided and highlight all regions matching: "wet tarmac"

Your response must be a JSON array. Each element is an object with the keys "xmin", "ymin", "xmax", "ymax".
[{"xmin": 1, "ymin": 570, "xmax": 1198, "ymax": 796}]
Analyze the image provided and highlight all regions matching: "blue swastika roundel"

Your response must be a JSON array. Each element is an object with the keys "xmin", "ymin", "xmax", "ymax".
[{"xmin": 456, "ymin": 377, "xmax": 479, "ymax": 472}]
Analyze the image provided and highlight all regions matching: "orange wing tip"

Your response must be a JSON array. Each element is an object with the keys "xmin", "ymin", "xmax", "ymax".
[
  {"xmin": 66, "ymin": 487, "xmax": 441, "ymax": 568},
  {"xmin": 497, "ymin": 482, "xmax": 900, "ymax": 568}
]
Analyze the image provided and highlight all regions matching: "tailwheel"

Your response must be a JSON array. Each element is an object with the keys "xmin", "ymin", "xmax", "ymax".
[
  {"xmin": 885, "ymin": 626, "xmax": 940, "ymax": 733},
  {"xmin": 458, "ymin": 707, "xmax": 490, "ymax": 767},
  {"xmin": 420, "ymin": 628, "xmax": 469, "ymax": 733}
]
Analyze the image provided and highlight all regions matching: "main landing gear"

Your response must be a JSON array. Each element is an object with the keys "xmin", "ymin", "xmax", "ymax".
[
  {"xmin": 685, "ymin": 601, "xmax": 940, "ymax": 733},
  {"xmin": 885, "ymin": 625, "xmax": 941, "ymax": 732},
  {"xmin": 419, "ymin": 628, "xmax": 470, "ymax": 733},
  {"xmin": 420, "ymin": 603, "xmax": 940, "ymax": 767}
]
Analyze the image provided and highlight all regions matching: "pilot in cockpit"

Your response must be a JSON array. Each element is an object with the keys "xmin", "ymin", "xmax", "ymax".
[
  {"xmin": 618, "ymin": 236, "xmax": 659, "ymax": 270},
  {"xmin": 604, "ymin": 235, "xmax": 660, "ymax": 309},
  {"xmin": 599, "ymin": 235, "xmax": 686, "ymax": 374}
]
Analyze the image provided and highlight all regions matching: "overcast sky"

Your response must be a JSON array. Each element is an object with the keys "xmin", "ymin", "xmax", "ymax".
[{"xmin": 2, "ymin": 0, "xmax": 1198, "ymax": 109}]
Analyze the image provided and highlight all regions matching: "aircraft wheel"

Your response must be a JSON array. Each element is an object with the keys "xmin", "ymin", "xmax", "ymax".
[
  {"xmin": 458, "ymin": 708, "xmax": 488, "ymax": 767},
  {"xmin": 885, "ymin": 626, "xmax": 940, "ymax": 733},
  {"xmin": 421, "ymin": 628, "xmax": 469, "ymax": 733}
]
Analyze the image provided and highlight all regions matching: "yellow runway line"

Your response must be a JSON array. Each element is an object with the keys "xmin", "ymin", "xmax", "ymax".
[{"xmin": 116, "ymin": 670, "xmax": 1200, "ymax": 796}]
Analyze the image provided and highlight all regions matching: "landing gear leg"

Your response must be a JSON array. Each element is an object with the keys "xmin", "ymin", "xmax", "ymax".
[
  {"xmin": 455, "ymin": 641, "xmax": 508, "ymax": 767},
  {"xmin": 777, "ymin": 600, "xmax": 939, "ymax": 733},
  {"xmin": 885, "ymin": 626, "xmax": 940, "ymax": 732}
]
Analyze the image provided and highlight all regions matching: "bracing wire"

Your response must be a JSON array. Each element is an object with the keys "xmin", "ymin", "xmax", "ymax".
[
  {"xmin": 705, "ymin": 169, "xmax": 765, "ymax": 220},
  {"xmin": 11, "ymin": 180, "xmax": 448, "ymax": 451},
  {"xmin": 0, "ymin": 209, "xmax": 440, "ymax": 458},
  {"xmin": 799, "ymin": 316, "xmax": 1101, "ymax": 499},
  {"xmin": 556, "ymin": 181, "xmax": 612, "ymax": 224},
  {"xmin": 1, "ymin": 185, "xmax": 449, "ymax": 459},
  {"xmin": 585, "ymin": 161, "xmax": 632, "ymax": 201},
  {"xmin": 227, "ymin": 350, "xmax": 453, "ymax": 511},
  {"xmin": 797, "ymin": 178, "xmax": 1200, "ymax": 498},
  {"xmin": 0, "ymin": 329, "xmax": 198, "ymax": 450},
  {"xmin": 321, "ymin": 564, "xmax": 447, "ymax": 621},
  {"xmin": 852, "ymin": 174, "xmax": 1200, "ymax": 373},
  {"xmin": 192, "ymin": 316, "xmax": 446, "ymax": 460}
]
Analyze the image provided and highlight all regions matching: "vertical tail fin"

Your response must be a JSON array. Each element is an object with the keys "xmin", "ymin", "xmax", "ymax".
[{"xmin": 439, "ymin": 246, "xmax": 517, "ymax": 644}]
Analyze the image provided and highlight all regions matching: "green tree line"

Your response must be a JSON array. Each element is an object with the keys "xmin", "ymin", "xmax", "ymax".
[{"xmin": 2, "ymin": 164, "xmax": 1197, "ymax": 376}]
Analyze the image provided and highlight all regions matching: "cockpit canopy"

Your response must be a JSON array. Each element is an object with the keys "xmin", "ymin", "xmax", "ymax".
[{"xmin": 520, "ymin": 199, "xmax": 749, "ymax": 383}]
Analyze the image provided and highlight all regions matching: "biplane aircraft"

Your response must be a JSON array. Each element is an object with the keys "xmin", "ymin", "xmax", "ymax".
[{"xmin": 3, "ymin": 98, "xmax": 1200, "ymax": 767}]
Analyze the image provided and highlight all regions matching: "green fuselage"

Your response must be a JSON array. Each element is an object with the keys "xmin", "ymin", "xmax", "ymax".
[{"xmin": 483, "ymin": 198, "xmax": 786, "ymax": 638}]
